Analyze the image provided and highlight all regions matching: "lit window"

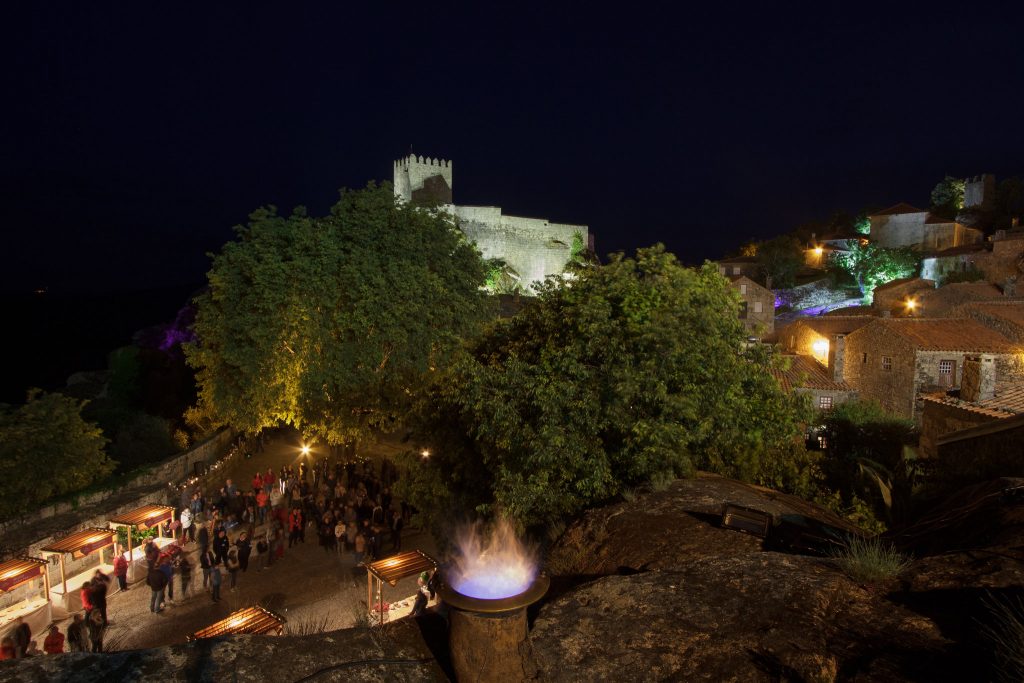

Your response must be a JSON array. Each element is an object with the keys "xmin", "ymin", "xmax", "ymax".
[
  {"xmin": 819, "ymin": 396, "xmax": 833, "ymax": 410},
  {"xmin": 817, "ymin": 435, "xmax": 828, "ymax": 449},
  {"xmin": 740, "ymin": 284, "xmax": 747, "ymax": 294},
  {"xmin": 938, "ymin": 360, "xmax": 954, "ymax": 375},
  {"xmin": 753, "ymin": 301, "xmax": 763, "ymax": 313},
  {"xmin": 733, "ymin": 266, "xmax": 741, "ymax": 275},
  {"xmin": 882, "ymin": 356, "xmax": 892, "ymax": 371}
]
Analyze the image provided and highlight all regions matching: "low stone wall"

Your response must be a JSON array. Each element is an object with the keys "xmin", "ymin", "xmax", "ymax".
[{"xmin": 0, "ymin": 430, "xmax": 233, "ymax": 538}]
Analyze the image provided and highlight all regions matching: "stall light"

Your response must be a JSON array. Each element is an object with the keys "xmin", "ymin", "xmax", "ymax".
[
  {"xmin": 814, "ymin": 247, "xmax": 823, "ymax": 256},
  {"xmin": 228, "ymin": 616, "xmax": 248, "ymax": 629},
  {"xmin": 421, "ymin": 450, "xmax": 430, "ymax": 459}
]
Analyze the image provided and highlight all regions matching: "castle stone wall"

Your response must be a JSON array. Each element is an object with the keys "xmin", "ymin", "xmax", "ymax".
[
  {"xmin": 394, "ymin": 155, "xmax": 453, "ymax": 203},
  {"xmin": 453, "ymin": 206, "xmax": 586, "ymax": 292}
]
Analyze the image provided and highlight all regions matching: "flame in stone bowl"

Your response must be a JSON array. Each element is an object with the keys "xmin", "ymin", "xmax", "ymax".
[{"xmin": 449, "ymin": 517, "xmax": 538, "ymax": 600}]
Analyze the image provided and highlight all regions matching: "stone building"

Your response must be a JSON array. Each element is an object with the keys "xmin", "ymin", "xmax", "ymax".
[
  {"xmin": 393, "ymin": 154, "xmax": 589, "ymax": 293},
  {"xmin": 920, "ymin": 229, "xmax": 1024, "ymax": 287},
  {"xmin": 729, "ymin": 275, "xmax": 774, "ymax": 337},
  {"xmin": 919, "ymin": 370, "xmax": 1024, "ymax": 456},
  {"xmin": 911, "ymin": 282, "xmax": 1006, "ymax": 317},
  {"xmin": 770, "ymin": 353, "xmax": 857, "ymax": 411},
  {"xmin": 715, "ymin": 256, "xmax": 762, "ymax": 283},
  {"xmin": 842, "ymin": 318, "xmax": 1024, "ymax": 420},
  {"xmin": 872, "ymin": 278, "xmax": 936, "ymax": 314},
  {"xmin": 933, "ymin": 412, "xmax": 1024, "ymax": 479},
  {"xmin": 782, "ymin": 316, "xmax": 875, "ymax": 371},
  {"xmin": 868, "ymin": 203, "xmax": 982, "ymax": 252}
]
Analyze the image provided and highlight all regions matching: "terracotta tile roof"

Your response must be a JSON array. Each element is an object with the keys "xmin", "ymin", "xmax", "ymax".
[
  {"xmin": 872, "ymin": 203, "xmax": 926, "ymax": 216},
  {"xmin": 936, "ymin": 412, "xmax": 1024, "ymax": 446},
  {"xmin": 921, "ymin": 381, "xmax": 1024, "ymax": 418},
  {"xmin": 871, "ymin": 318, "xmax": 1021, "ymax": 353},
  {"xmin": 791, "ymin": 316, "xmax": 875, "ymax": 337},
  {"xmin": 874, "ymin": 277, "xmax": 935, "ymax": 293},
  {"xmin": 770, "ymin": 354, "xmax": 852, "ymax": 392},
  {"xmin": 824, "ymin": 305, "xmax": 876, "ymax": 317},
  {"xmin": 960, "ymin": 301, "xmax": 1024, "ymax": 328}
]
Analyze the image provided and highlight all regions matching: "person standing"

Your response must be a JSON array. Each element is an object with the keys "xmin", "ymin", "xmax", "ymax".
[
  {"xmin": 334, "ymin": 520, "xmax": 346, "ymax": 558},
  {"xmin": 178, "ymin": 555, "xmax": 193, "ymax": 599},
  {"xmin": 288, "ymin": 508, "xmax": 302, "ymax": 548},
  {"xmin": 66, "ymin": 615, "xmax": 86, "ymax": 653},
  {"xmin": 91, "ymin": 570, "xmax": 110, "ymax": 625},
  {"xmin": 12, "ymin": 617, "xmax": 30, "ymax": 658},
  {"xmin": 180, "ymin": 507, "xmax": 194, "ymax": 543},
  {"xmin": 87, "ymin": 608, "xmax": 105, "ymax": 652},
  {"xmin": 390, "ymin": 510, "xmax": 404, "ymax": 552},
  {"xmin": 159, "ymin": 555, "xmax": 174, "ymax": 603},
  {"xmin": 113, "ymin": 550, "xmax": 129, "ymax": 592},
  {"xmin": 43, "ymin": 625, "xmax": 64, "ymax": 654},
  {"xmin": 254, "ymin": 533, "xmax": 268, "ymax": 572},
  {"xmin": 210, "ymin": 561, "xmax": 222, "ymax": 603},
  {"xmin": 213, "ymin": 529, "xmax": 229, "ymax": 565},
  {"xmin": 226, "ymin": 543, "xmax": 241, "ymax": 591},
  {"xmin": 146, "ymin": 564, "xmax": 167, "ymax": 613},
  {"xmin": 236, "ymin": 532, "xmax": 252, "ymax": 573},
  {"xmin": 203, "ymin": 546, "xmax": 218, "ymax": 590},
  {"xmin": 197, "ymin": 521, "xmax": 210, "ymax": 557}
]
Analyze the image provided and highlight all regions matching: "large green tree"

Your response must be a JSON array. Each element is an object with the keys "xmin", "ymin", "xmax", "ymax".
[
  {"xmin": 186, "ymin": 183, "xmax": 492, "ymax": 444},
  {"xmin": 0, "ymin": 391, "xmax": 113, "ymax": 521},
  {"xmin": 398, "ymin": 246, "xmax": 813, "ymax": 529},
  {"xmin": 829, "ymin": 242, "xmax": 919, "ymax": 302},
  {"xmin": 930, "ymin": 176, "xmax": 965, "ymax": 218},
  {"xmin": 756, "ymin": 235, "xmax": 805, "ymax": 288}
]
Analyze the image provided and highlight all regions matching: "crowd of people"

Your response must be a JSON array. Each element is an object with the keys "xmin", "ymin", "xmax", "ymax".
[{"xmin": 2, "ymin": 444, "xmax": 418, "ymax": 658}]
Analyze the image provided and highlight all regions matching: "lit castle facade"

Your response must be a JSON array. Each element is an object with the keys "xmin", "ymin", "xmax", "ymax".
[{"xmin": 393, "ymin": 154, "xmax": 590, "ymax": 293}]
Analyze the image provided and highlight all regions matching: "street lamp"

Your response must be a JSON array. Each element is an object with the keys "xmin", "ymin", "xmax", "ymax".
[
  {"xmin": 906, "ymin": 298, "xmax": 917, "ymax": 315},
  {"xmin": 421, "ymin": 449, "xmax": 430, "ymax": 460},
  {"xmin": 300, "ymin": 444, "xmax": 311, "ymax": 456}
]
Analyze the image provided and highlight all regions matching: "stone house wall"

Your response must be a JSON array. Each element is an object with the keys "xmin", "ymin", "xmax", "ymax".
[
  {"xmin": 797, "ymin": 387, "xmax": 857, "ymax": 411},
  {"xmin": 919, "ymin": 400, "xmax": 998, "ymax": 457},
  {"xmin": 731, "ymin": 277, "xmax": 774, "ymax": 336},
  {"xmin": 844, "ymin": 326, "xmax": 917, "ymax": 418},
  {"xmin": 871, "ymin": 212, "xmax": 928, "ymax": 249},
  {"xmin": 873, "ymin": 279, "xmax": 936, "ymax": 312}
]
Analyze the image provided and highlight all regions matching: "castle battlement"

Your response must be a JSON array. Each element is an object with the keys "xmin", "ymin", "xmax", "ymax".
[
  {"xmin": 394, "ymin": 154, "xmax": 452, "ymax": 170},
  {"xmin": 393, "ymin": 153, "xmax": 454, "ymax": 204}
]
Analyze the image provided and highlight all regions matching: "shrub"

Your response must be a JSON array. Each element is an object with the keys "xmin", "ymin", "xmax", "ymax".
[
  {"xmin": 940, "ymin": 269, "xmax": 984, "ymax": 286},
  {"xmin": 650, "ymin": 471, "xmax": 675, "ymax": 492},
  {"xmin": 832, "ymin": 536, "xmax": 910, "ymax": 584}
]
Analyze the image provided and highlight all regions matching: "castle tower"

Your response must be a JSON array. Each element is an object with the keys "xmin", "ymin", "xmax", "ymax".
[
  {"xmin": 393, "ymin": 154, "xmax": 453, "ymax": 205},
  {"xmin": 963, "ymin": 174, "xmax": 996, "ymax": 212}
]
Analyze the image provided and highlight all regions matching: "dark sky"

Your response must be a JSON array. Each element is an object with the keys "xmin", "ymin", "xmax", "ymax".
[{"xmin": 4, "ymin": 4, "xmax": 1023, "ymax": 293}]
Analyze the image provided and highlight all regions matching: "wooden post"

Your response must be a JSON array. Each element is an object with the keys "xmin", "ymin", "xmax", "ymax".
[
  {"xmin": 59, "ymin": 554, "xmax": 67, "ymax": 596},
  {"xmin": 366, "ymin": 572, "xmax": 372, "ymax": 622},
  {"xmin": 99, "ymin": 544, "xmax": 106, "ymax": 567},
  {"xmin": 43, "ymin": 563, "xmax": 51, "ymax": 604},
  {"xmin": 126, "ymin": 526, "xmax": 135, "ymax": 584}
]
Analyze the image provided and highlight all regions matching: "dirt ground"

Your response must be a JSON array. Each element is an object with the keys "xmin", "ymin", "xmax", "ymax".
[{"xmin": 50, "ymin": 433, "xmax": 440, "ymax": 652}]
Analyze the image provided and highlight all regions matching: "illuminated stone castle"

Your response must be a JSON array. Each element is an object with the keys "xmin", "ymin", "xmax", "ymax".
[{"xmin": 393, "ymin": 154, "xmax": 590, "ymax": 293}]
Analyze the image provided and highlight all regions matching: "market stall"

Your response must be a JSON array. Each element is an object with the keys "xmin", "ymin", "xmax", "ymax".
[
  {"xmin": 108, "ymin": 504, "xmax": 176, "ymax": 583},
  {"xmin": 365, "ymin": 550, "xmax": 437, "ymax": 627},
  {"xmin": 0, "ymin": 557, "xmax": 52, "ymax": 643},
  {"xmin": 40, "ymin": 528, "xmax": 116, "ymax": 614},
  {"xmin": 187, "ymin": 605, "xmax": 286, "ymax": 641}
]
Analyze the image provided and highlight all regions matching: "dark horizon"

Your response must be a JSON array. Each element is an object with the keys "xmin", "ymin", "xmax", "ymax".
[{"xmin": 4, "ymin": 5, "xmax": 1024, "ymax": 294}]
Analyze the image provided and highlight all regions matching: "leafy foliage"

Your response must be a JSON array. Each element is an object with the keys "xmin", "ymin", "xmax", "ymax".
[
  {"xmin": 853, "ymin": 215, "xmax": 871, "ymax": 235},
  {"xmin": 187, "ymin": 183, "xmax": 492, "ymax": 444},
  {"xmin": 0, "ymin": 391, "xmax": 113, "ymax": 520},
  {"xmin": 940, "ymin": 268, "xmax": 984, "ymax": 286},
  {"xmin": 828, "ymin": 242, "xmax": 919, "ymax": 302},
  {"xmin": 755, "ymin": 235, "xmax": 805, "ymax": 288},
  {"xmin": 820, "ymin": 400, "xmax": 918, "ymax": 526},
  {"xmin": 930, "ymin": 175, "xmax": 966, "ymax": 218},
  {"xmin": 398, "ymin": 246, "xmax": 812, "ymax": 530}
]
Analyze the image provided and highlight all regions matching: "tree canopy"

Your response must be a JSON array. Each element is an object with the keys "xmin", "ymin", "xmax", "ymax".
[
  {"xmin": 756, "ymin": 235, "xmax": 805, "ymax": 288},
  {"xmin": 186, "ymin": 183, "xmax": 492, "ymax": 444},
  {"xmin": 398, "ymin": 246, "xmax": 812, "ymax": 530},
  {"xmin": 0, "ymin": 391, "xmax": 113, "ymax": 521},
  {"xmin": 828, "ymin": 242, "xmax": 919, "ymax": 303},
  {"xmin": 930, "ymin": 176, "xmax": 965, "ymax": 218}
]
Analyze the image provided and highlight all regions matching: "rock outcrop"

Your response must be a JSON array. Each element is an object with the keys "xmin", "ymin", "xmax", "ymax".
[{"xmin": 0, "ymin": 620, "xmax": 446, "ymax": 683}]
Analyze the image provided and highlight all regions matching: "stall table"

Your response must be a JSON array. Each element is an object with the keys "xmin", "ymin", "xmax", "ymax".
[
  {"xmin": 187, "ymin": 605, "xmax": 286, "ymax": 641},
  {"xmin": 108, "ymin": 504, "xmax": 175, "ymax": 583},
  {"xmin": 0, "ymin": 557, "xmax": 52, "ymax": 643},
  {"xmin": 365, "ymin": 550, "xmax": 437, "ymax": 627},
  {"xmin": 40, "ymin": 528, "xmax": 116, "ymax": 615}
]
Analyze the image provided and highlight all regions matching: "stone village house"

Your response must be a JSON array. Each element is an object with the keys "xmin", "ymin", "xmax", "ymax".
[
  {"xmin": 728, "ymin": 275, "xmax": 774, "ymax": 338},
  {"xmin": 842, "ymin": 318, "xmax": 1024, "ymax": 421}
]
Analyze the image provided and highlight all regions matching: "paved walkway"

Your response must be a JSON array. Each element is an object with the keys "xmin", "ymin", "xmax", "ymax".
[{"xmin": 55, "ymin": 432, "xmax": 439, "ymax": 651}]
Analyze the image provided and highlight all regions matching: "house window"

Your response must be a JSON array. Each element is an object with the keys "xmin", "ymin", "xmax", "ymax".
[
  {"xmin": 740, "ymin": 284, "xmax": 747, "ymax": 294},
  {"xmin": 882, "ymin": 356, "xmax": 892, "ymax": 371},
  {"xmin": 738, "ymin": 302, "xmax": 748, "ymax": 319},
  {"xmin": 862, "ymin": 352, "xmax": 868, "ymax": 364},
  {"xmin": 817, "ymin": 435, "xmax": 828, "ymax": 449},
  {"xmin": 938, "ymin": 359, "xmax": 956, "ymax": 387},
  {"xmin": 819, "ymin": 396, "xmax": 833, "ymax": 410},
  {"xmin": 938, "ymin": 360, "xmax": 954, "ymax": 375},
  {"xmin": 732, "ymin": 266, "xmax": 741, "ymax": 275},
  {"xmin": 753, "ymin": 301, "xmax": 763, "ymax": 313}
]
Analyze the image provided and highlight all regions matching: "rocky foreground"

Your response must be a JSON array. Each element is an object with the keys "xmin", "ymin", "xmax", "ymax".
[{"xmin": 4, "ymin": 473, "xmax": 1020, "ymax": 682}]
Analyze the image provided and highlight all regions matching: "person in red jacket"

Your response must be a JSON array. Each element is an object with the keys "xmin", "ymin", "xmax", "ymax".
[
  {"xmin": 43, "ymin": 625, "xmax": 64, "ymax": 654},
  {"xmin": 252, "ymin": 472, "xmax": 263, "ymax": 493},
  {"xmin": 80, "ymin": 579, "xmax": 94, "ymax": 612},
  {"xmin": 288, "ymin": 507, "xmax": 303, "ymax": 547},
  {"xmin": 113, "ymin": 551, "xmax": 129, "ymax": 591}
]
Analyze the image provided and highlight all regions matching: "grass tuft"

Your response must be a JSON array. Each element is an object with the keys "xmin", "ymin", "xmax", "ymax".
[
  {"xmin": 832, "ymin": 536, "xmax": 910, "ymax": 584},
  {"xmin": 978, "ymin": 594, "xmax": 1024, "ymax": 682}
]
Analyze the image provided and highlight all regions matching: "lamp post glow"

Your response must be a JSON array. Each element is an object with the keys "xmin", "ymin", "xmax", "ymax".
[
  {"xmin": 300, "ymin": 444, "xmax": 311, "ymax": 456},
  {"xmin": 906, "ymin": 298, "xmax": 917, "ymax": 315}
]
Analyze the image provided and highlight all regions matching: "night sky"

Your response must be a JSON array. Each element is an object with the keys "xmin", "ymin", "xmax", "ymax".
[{"xmin": 4, "ymin": 5, "xmax": 1023, "ymax": 293}]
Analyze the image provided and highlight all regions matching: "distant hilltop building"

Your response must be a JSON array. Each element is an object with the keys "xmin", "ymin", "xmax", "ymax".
[{"xmin": 393, "ymin": 154, "xmax": 590, "ymax": 293}]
